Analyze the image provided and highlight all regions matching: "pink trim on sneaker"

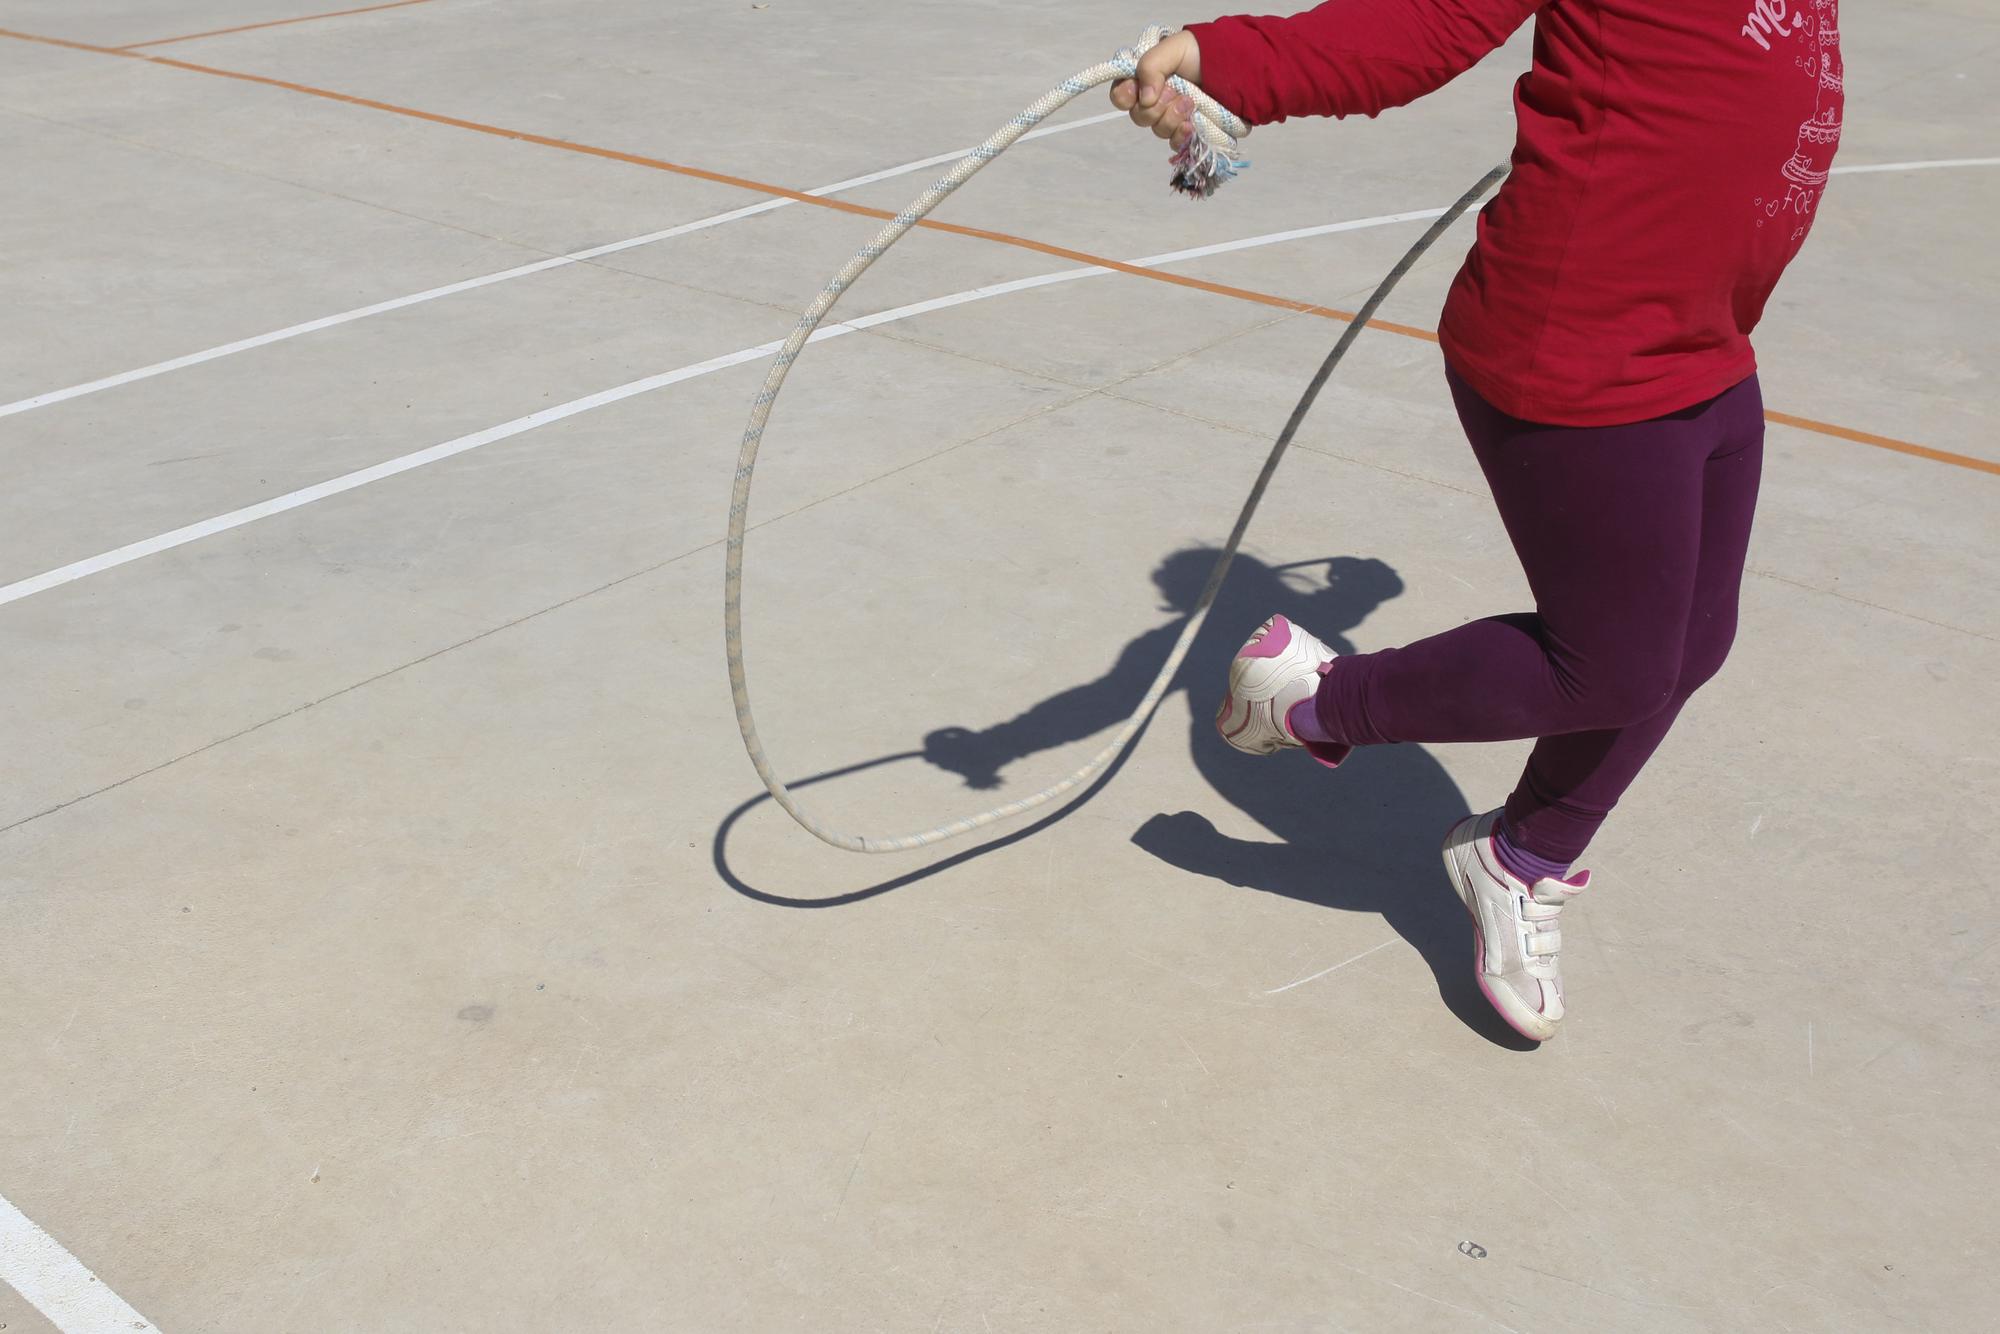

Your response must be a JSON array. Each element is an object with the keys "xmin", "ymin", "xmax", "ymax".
[
  {"xmin": 1462, "ymin": 894, "xmax": 1546, "ymax": 1043},
  {"xmin": 1238, "ymin": 614, "xmax": 1294, "ymax": 660}
]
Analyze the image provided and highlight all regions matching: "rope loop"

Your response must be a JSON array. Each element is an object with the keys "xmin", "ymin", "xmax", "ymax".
[{"xmin": 722, "ymin": 30, "xmax": 1507, "ymax": 853}]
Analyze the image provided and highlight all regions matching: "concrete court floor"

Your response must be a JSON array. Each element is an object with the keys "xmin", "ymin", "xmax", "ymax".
[{"xmin": 1, "ymin": 0, "xmax": 1995, "ymax": 1329}]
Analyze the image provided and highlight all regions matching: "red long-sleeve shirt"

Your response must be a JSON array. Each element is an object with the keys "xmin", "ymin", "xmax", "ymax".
[{"xmin": 1187, "ymin": 0, "xmax": 1844, "ymax": 426}]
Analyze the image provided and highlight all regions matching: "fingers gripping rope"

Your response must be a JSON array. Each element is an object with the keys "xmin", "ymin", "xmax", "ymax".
[
  {"xmin": 1109, "ymin": 27, "xmax": 1252, "ymax": 199},
  {"xmin": 724, "ymin": 27, "xmax": 1508, "ymax": 853}
]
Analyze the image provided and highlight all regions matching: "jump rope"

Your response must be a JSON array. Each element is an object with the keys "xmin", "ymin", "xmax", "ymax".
[{"xmin": 725, "ymin": 27, "xmax": 1509, "ymax": 853}]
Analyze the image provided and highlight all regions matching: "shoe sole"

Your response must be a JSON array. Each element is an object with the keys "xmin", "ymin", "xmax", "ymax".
[{"xmin": 1442, "ymin": 829, "xmax": 1557, "ymax": 1043}]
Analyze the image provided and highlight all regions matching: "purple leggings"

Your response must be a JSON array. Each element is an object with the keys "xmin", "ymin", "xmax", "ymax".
[{"xmin": 1311, "ymin": 366, "xmax": 1766, "ymax": 862}]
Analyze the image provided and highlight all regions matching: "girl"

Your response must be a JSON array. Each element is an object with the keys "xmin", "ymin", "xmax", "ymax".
[{"xmin": 1112, "ymin": 1, "xmax": 1843, "ymax": 1041}]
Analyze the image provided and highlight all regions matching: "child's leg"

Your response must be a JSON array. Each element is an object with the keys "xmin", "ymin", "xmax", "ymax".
[
  {"xmin": 1503, "ymin": 380, "xmax": 1765, "ymax": 861},
  {"xmin": 1307, "ymin": 371, "xmax": 1760, "ymax": 822}
]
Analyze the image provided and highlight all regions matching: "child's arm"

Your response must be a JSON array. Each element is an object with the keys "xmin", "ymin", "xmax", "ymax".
[
  {"xmin": 1115, "ymin": 1, "xmax": 1545, "ymax": 144},
  {"xmin": 922, "ymin": 621, "xmax": 1184, "ymax": 789}
]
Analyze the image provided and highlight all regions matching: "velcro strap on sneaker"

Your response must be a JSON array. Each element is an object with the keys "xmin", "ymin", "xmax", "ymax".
[{"xmin": 1526, "ymin": 931, "xmax": 1562, "ymax": 957}]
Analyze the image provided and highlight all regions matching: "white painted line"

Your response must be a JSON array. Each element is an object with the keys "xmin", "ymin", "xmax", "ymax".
[
  {"xmin": 0, "ymin": 111, "xmax": 1125, "ymax": 420},
  {"xmin": 0, "ymin": 1191, "xmax": 158, "ymax": 1333},
  {"xmin": 1829, "ymin": 155, "xmax": 2000, "ymax": 176},
  {"xmin": 0, "ymin": 205, "xmax": 1446, "ymax": 608},
  {"xmin": 1262, "ymin": 939, "xmax": 1398, "ymax": 996},
  {"xmin": 0, "ymin": 341, "xmax": 804, "ymax": 606},
  {"xmin": 1, "ymin": 140, "xmax": 1982, "ymax": 424}
]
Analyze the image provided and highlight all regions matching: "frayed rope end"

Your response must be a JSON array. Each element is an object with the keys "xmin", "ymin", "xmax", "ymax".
[{"xmin": 1169, "ymin": 132, "xmax": 1248, "ymax": 200}]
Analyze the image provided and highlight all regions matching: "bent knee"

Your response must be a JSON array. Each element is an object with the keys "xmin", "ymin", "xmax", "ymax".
[
  {"xmin": 1676, "ymin": 612, "xmax": 1742, "ymax": 696},
  {"xmin": 1562, "ymin": 669, "xmax": 1681, "ymax": 730}
]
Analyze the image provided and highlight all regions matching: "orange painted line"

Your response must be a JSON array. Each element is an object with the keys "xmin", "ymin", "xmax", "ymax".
[
  {"xmin": 117, "ymin": 0, "xmax": 437, "ymax": 51},
  {"xmin": 0, "ymin": 25, "xmax": 1388, "ymax": 332},
  {"xmin": 1762, "ymin": 410, "xmax": 2000, "ymax": 475},
  {"xmin": 0, "ymin": 24, "xmax": 1980, "ymax": 476}
]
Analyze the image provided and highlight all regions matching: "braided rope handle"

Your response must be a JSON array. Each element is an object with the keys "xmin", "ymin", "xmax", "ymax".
[{"xmin": 723, "ymin": 27, "xmax": 1504, "ymax": 853}]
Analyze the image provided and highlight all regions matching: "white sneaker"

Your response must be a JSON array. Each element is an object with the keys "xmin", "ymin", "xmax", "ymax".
[
  {"xmin": 1215, "ymin": 614, "xmax": 1345, "ymax": 767},
  {"xmin": 1441, "ymin": 811, "xmax": 1588, "ymax": 1042}
]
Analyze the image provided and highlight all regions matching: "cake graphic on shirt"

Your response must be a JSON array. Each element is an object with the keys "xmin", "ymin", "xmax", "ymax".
[
  {"xmin": 1781, "ymin": 0, "xmax": 1843, "ymax": 189},
  {"xmin": 1753, "ymin": 0, "xmax": 1843, "ymax": 232}
]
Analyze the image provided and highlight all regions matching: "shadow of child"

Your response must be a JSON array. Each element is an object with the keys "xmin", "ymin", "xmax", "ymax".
[{"xmin": 924, "ymin": 547, "xmax": 1530, "ymax": 1047}]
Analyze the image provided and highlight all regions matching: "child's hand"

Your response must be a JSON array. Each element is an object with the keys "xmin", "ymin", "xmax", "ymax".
[{"xmin": 1109, "ymin": 31, "xmax": 1204, "ymax": 151}]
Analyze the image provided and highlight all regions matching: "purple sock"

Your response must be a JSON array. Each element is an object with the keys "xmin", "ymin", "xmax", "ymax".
[
  {"xmin": 1280, "ymin": 669, "xmax": 1354, "ymax": 769},
  {"xmin": 1285, "ymin": 697, "xmax": 1337, "ymax": 744},
  {"xmin": 1493, "ymin": 815, "xmax": 1573, "ymax": 885}
]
